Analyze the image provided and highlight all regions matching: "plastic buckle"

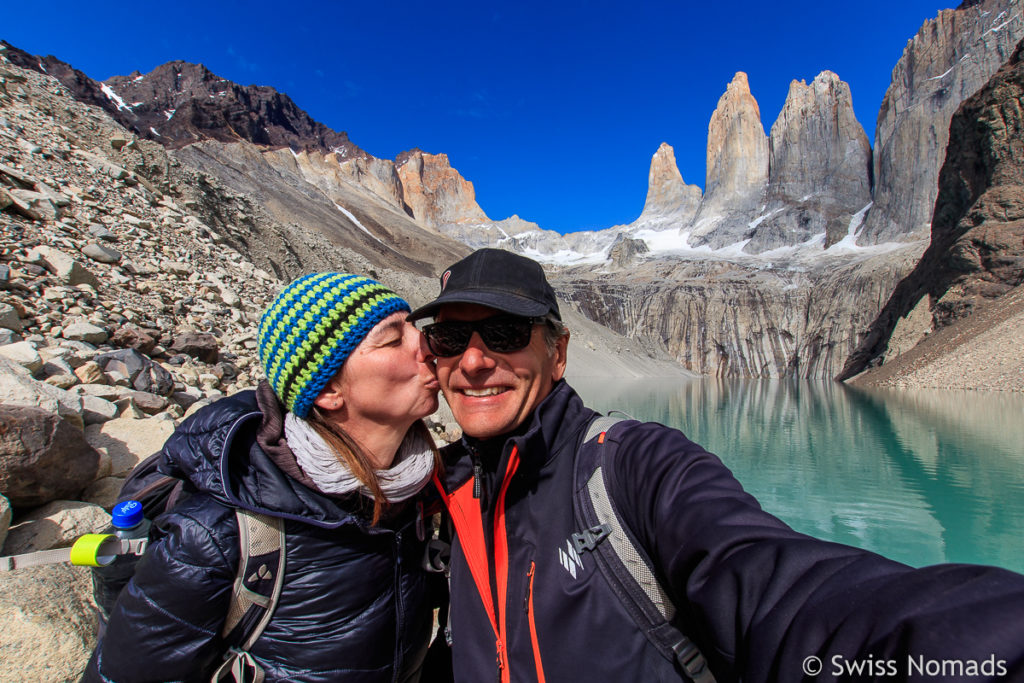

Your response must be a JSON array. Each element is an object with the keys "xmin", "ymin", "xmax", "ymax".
[{"xmin": 571, "ymin": 523, "xmax": 611, "ymax": 553}]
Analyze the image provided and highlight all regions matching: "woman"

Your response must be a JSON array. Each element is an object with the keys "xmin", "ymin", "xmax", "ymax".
[{"xmin": 84, "ymin": 273, "xmax": 443, "ymax": 682}]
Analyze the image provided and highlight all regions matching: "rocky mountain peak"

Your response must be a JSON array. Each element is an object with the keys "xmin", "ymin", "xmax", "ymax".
[
  {"xmin": 704, "ymin": 71, "xmax": 768, "ymax": 194},
  {"xmin": 860, "ymin": 0, "xmax": 1023, "ymax": 244},
  {"xmin": 689, "ymin": 71, "xmax": 769, "ymax": 247},
  {"xmin": 395, "ymin": 149, "xmax": 489, "ymax": 229},
  {"xmin": 0, "ymin": 43, "xmax": 366, "ymax": 158},
  {"xmin": 637, "ymin": 142, "xmax": 702, "ymax": 227},
  {"xmin": 101, "ymin": 61, "xmax": 365, "ymax": 156},
  {"xmin": 745, "ymin": 70, "xmax": 873, "ymax": 252}
]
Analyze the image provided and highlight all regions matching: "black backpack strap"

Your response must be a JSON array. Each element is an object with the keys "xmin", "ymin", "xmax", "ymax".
[{"xmin": 573, "ymin": 414, "xmax": 716, "ymax": 683}]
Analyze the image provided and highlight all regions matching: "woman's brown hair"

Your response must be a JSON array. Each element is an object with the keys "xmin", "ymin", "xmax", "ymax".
[{"xmin": 306, "ymin": 408, "xmax": 442, "ymax": 525}]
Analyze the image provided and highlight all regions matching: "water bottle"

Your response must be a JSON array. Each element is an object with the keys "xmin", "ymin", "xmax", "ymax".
[{"xmin": 91, "ymin": 500, "xmax": 151, "ymax": 633}]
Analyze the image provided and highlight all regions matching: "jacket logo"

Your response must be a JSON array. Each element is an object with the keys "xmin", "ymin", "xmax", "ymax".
[
  {"xmin": 441, "ymin": 270, "xmax": 451, "ymax": 290},
  {"xmin": 558, "ymin": 539, "xmax": 583, "ymax": 579}
]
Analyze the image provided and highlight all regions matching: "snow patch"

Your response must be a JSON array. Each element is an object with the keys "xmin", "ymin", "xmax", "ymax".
[
  {"xmin": 987, "ymin": 13, "xmax": 1018, "ymax": 34},
  {"xmin": 927, "ymin": 66, "xmax": 955, "ymax": 81},
  {"xmin": 164, "ymin": 109, "xmax": 176, "ymax": 120},
  {"xmin": 827, "ymin": 202, "xmax": 872, "ymax": 252},
  {"xmin": 334, "ymin": 203, "xmax": 382, "ymax": 243},
  {"xmin": 101, "ymin": 83, "xmax": 131, "ymax": 111},
  {"xmin": 132, "ymin": 75, "xmax": 144, "ymax": 82},
  {"xmin": 149, "ymin": 127, "xmax": 162, "ymax": 137},
  {"xmin": 38, "ymin": 61, "xmax": 47, "ymax": 73}
]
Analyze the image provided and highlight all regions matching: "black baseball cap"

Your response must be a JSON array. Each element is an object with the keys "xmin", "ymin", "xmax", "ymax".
[{"xmin": 407, "ymin": 248, "xmax": 561, "ymax": 321}]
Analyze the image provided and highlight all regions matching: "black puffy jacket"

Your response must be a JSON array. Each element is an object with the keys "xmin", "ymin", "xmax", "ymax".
[{"xmin": 83, "ymin": 385, "xmax": 433, "ymax": 683}]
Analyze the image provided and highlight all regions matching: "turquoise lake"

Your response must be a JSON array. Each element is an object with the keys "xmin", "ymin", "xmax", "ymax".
[{"xmin": 571, "ymin": 378, "xmax": 1024, "ymax": 574}]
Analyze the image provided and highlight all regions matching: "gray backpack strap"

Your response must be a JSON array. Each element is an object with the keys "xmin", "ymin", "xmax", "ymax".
[
  {"xmin": 211, "ymin": 510, "xmax": 286, "ymax": 683},
  {"xmin": 574, "ymin": 415, "xmax": 716, "ymax": 683}
]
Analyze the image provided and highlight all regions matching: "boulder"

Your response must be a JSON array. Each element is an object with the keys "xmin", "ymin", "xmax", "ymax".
[
  {"xmin": 6, "ymin": 188, "xmax": 60, "ymax": 221},
  {"xmin": 0, "ymin": 405, "xmax": 100, "ymax": 508},
  {"xmin": 1, "ymin": 500, "xmax": 109, "ymax": 554},
  {"xmin": 80, "ymin": 242, "xmax": 122, "ymax": 264},
  {"xmin": 0, "ymin": 340, "xmax": 43, "ymax": 373},
  {"xmin": 81, "ymin": 395, "xmax": 119, "ymax": 425},
  {"xmin": 0, "ymin": 302, "xmax": 23, "ymax": 332},
  {"xmin": 0, "ymin": 356, "xmax": 84, "ymax": 429},
  {"xmin": 0, "ymin": 564, "xmax": 97, "ymax": 682},
  {"xmin": 109, "ymin": 325, "xmax": 156, "ymax": 354},
  {"xmin": 95, "ymin": 349, "xmax": 175, "ymax": 396},
  {"xmin": 86, "ymin": 223, "xmax": 118, "ymax": 242},
  {"xmin": 170, "ymin": 331, "xmax": 219, "ymax": 363},
  {"xmin": 74, "ymin": 361, "xmax": 105, "ymax": 384},
  {"xmin": 26, "ymin": 245, "xmax": 100, "ymax": 287},
  {"xmin": 84, "ymin": 417, "xmax": 175, "ymax": 478},
  {"xmin": 62, "ymin": 321, "xmax": 108, "ymax": 345},
  {"xmin": 80, "ymin": 477, "xmax": 125, "ymax": 510}
]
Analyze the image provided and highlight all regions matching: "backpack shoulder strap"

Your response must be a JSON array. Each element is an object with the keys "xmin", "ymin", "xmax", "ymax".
[
  {"xmin": 573, "ymin": 414, "xmax": 716, "ymax": 683},
  {"xmin": 211, "ymin": 509, "xmax": 286, "ymax": 682}
]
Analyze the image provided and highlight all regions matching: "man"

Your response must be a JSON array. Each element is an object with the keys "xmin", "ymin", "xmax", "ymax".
[{"xmin": 410, "ymin": 248, "xmax": 1024, "ymax": 683}]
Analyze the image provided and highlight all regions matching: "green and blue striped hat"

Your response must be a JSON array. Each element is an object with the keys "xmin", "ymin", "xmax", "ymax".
[{"xmin": 257, "ymin": 273, "xmax": 410, "ymax": 418}]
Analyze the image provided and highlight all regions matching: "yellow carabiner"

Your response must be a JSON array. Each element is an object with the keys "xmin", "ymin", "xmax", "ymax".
[{"xmin": 69, "ymin": 534, "xmax": 119, "ymax": 567}]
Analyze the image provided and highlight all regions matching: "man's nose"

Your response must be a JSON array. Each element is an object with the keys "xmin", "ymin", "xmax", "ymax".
[
  {"xmin": 414, "ymin": 328, "xmax": 435, "ymax": 363},
  {"xmin": 459, "ymin": 333, "xmax": 496, "ymax": 372}
]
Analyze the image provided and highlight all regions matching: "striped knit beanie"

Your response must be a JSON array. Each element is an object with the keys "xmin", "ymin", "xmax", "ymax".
[{"xmin": 257, "ymin": 273, "xmax": 411, "ymax": 418}]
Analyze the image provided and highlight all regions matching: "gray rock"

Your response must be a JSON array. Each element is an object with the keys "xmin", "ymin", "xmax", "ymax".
[
  {"xmin": 0, "ymin": 302, "xmax": 23, "ymax": 332},
  {"xmin": 0, "ymin": 340, "xmax": 42, "ymax": 372},
  {"xmin": 62, "ymin": 322, "xmax": 108, "ymax": 344},
  {"xmin": 26, "ymin": 245, "xmax": 100, "ymax": 288},
  {"xmin": 72, "ymin": 383, "xmax": 131, "ymax": 401},
  {"xmin": 81, "ymin": 395, "xmax": 119, "ymax": 425},
  {"xmin": 0, "ymin": 563, "xmax": 97, "ymax": 682},
  {"xmin": 1, "ymin": 500, "xmax": 109, "ymax": 554},
  {"xmin": 6, "ymin": 188, "xmax": 59, "ymax": 221},
  {"xmin": 87, "ymin": 223, "xmax": 118, "ymax": 242},
  {"xmin": 0, "ymin": 328, "xmax": 21, "ymax": 345},
  {"xmin": 80, "ymin": 477, "xmax": 125, "ymax": 510},
  {"xmin": 0, "ymin": 405, "xmax": 100, "ymax": 507},
  {"xmin": 84, "ymin": 417, "xmax": 175, "ymax": 478},
  {"xmin": 0, "ymin": 356, "xmax": 84, "ymax": 429},
  {"xmin": 81, "ymin": 242, "xmax": 122, "ymax": 264},
  {"xmin": 95, "ymin": 348, "xmax": 147, "ymax": 382}
]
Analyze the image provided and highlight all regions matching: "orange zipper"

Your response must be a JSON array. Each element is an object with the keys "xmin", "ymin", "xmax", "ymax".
[{"xmin": 526, "ymin": 561, "xmax": 546, "ymax": 682}]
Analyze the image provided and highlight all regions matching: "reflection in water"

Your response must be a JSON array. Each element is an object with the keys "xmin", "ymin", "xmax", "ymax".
[{"xmin": 571, "ymin": 378, "xmax": 1024, "ymax": 573}]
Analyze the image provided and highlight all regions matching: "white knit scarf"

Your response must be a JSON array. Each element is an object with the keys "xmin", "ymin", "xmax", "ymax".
[{"xmin": 284, "ymin": 412, "xmax": 435, "ymax": 502}]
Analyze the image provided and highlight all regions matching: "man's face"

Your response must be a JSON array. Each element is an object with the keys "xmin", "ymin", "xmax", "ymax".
[{"xmin": 433, "ymin": 303, "xmax": 568, "ymax": 440}]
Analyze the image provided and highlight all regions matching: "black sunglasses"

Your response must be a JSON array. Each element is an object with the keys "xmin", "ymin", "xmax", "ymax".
[{"xmin": 422, "ymin": 315, "xmax": 546, "ymax": 357}]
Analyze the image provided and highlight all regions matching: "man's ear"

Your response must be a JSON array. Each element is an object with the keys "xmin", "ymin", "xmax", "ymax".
[{"xmin": 551, "ymin": 329, "xmax": 569, "ymax": 382}]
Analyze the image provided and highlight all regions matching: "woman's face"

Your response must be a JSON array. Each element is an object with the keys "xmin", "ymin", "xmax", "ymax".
[{"xmin": 320, "ymin": 312, "xmax": 439, "ymax": 431}]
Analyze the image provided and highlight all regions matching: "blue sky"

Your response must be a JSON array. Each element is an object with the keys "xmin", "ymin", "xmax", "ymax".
[{"xmin": 4, "ymin": 1, "xmax": 955, "ymax": 233}]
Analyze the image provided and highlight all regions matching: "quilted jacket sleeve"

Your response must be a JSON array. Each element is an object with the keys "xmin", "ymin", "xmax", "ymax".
[
  {"xmin": 607, "ymin": 421, "xmax": 1024, "ymax": 683},
  {"xmin": 82, "ymin": 497, "xmax": 239, "ymax": 683}
]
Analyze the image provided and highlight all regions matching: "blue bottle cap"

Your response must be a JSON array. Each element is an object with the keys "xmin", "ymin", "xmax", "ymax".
[{"xmin": 111, "ymin": 500, "xmax": 145, "ymax": 529}]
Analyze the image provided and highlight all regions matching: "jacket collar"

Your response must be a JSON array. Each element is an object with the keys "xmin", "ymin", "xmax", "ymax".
[{"xmin": 160, "ymin": 388, "xmax": 410, "ymax": 531}]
